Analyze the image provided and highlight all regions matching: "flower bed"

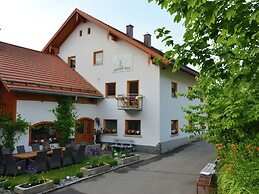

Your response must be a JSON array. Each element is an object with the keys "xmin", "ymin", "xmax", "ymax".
[
  {"xmin": 14, "ymin": 179, "xmax": 53, "ymax": 194},
  {"xmin": 80, "ymin": 164, "xmax": 110, "ymax": 176},
  {"xmin": 115, "ymin": 154, "xmax": 140, "ymax": 165}
]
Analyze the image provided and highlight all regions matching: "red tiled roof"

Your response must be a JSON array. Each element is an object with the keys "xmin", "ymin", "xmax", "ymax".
[{"xmin": 0, "ymin": 41, "xmax": 102, "ymax": 98}]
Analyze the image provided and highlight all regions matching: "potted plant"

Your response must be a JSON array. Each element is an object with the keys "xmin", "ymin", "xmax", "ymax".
[
  {"xmin": 80, "ymin": 156, "xmax": 110, "ymax": 176},
  {"xmin": 14, "ymin": 174, "xmax": 53, "ymax": 194},
  {"xmin": 112, "ymin": 150, "xmax": 140, "ymax": 165}
]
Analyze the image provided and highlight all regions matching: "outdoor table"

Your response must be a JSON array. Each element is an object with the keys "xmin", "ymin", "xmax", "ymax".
[{"xmin": 13, "ymin": 147, "xmax": 65, "ymax": 160}]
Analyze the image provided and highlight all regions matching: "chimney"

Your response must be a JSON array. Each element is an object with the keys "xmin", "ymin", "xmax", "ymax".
[
  {"xmin": 126, "ymin": 24, "xmax": 134, "ymax": 38},
  {"xmin": 144, "ymin": 33, "xmax": 151, "ymax": 47}
]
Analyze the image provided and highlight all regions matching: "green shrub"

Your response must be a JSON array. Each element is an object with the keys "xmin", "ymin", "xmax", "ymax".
[
  {"xmin": 53, "ymin": 178, "xmax": 60, "ymax": 185},
  {"xmin": 84, "ymin": 156, "xmax": 104, "ymax": 169},
  {"xmin": 76, "ymin": 172, "xmax": 84, "ymax": 178},
  {"xmin": 10, "ymin": 182, "xmax": 18, "ymax": 191},
  {"xmin": 102, "ymin": 156, "xmax": 118, "ymax": 167},
  {"xmin": 217, "ymin": 143, "xmax": 259, "ymax": 194},
  {"xmin": 3, "ymin": 181, "xmax": 12, "ymax": 190}
]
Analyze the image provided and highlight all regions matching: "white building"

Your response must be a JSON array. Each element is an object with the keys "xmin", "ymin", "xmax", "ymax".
[{"xmin": 0, "ymin": 9, "xmax": 199, "ymax": 153}]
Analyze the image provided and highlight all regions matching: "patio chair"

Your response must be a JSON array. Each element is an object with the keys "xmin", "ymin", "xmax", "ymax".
[
  {"xmin": 3, "ymin": 154, "xmax": 26, "ymax": 176},
  {"xmin": 2, "ymin": 147, "xmax": 11, "ymax": 154},
  {"xmin": 72, "ymin": 144, "xmax": 86, "ymax": 164},
  {"xmin": 16, "ymin": 145, "xmax": 26, "ymax": 154},
  {"xmin": 70, "ymin": 140, "xmax": 79, "ymax": 151},
  {"xmin": 0, "ymin": 157, "xmax": 5, "ymax": 175},
  {"xmin": 47, "ymin": 148, "xmax": 62, "ymax": 170},
  {"xmin": 42, "ymin": 140, "xmax": 50, "ymax": 151},
  {"xmin": 31, "ymin": 143, "xmax": 40, "ymax": 152},
  {"xmin": 62, "ymin": 146, "xmax": 73, "ymax": 167},
  {"xmin": 29, "ymin": 151, "xmax": 47, "ymax": 172}
]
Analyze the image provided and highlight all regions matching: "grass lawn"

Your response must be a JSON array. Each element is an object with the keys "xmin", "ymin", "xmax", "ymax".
[{"xmin": 5, "ymin": 157, "xmax": 90, "ymax": 186}]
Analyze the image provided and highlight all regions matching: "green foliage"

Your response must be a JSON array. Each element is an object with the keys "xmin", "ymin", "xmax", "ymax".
[
  {"xmin": 52, "ymin": 97, "xmax": 77, "ymax": 146},
  {"xmin": 53, "ymin": 178, "xmax": 61, "ymax": 185},
  {"xmin": 21, "ymin": 174, "xmax": 47, "ymax": 188},
  {"xmin": 76, "ymin": 172, "xmax": 84, "ymax": 178},
  {"xmin": 3, "ymin": 181, "xmax": 12, "ymax": 190},
  {"xmin": 101, "ymin": 155, "xmax": 118, "ymax": 167},
  {"xmin": 0, "ymin": 115, "xmax": 30, "ymax": 153},
  {"xmin": 149, "ymin": 0, "xmax": 259, "ymax": 192},
  {"xmin": 112, "ymin": 149, "xmax": 134, "ymax": 159},
  {"xmin": 149, "ymin": 0, "xmax": 259, "ymax": 144},
  {"xmin": 217, "ymin": 143, "xmax": 259, "ymax": 194},
  {"xmin": 84, "ymin": 156, "xmax": 105, "ymax": 169}
]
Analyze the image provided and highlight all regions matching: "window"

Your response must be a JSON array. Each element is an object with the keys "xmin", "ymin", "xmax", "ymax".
[
  {"xmin": 171, "ymin": 120, "xmax": 179, "ymax": 135},
  {"xmin": 30, "ymin": 122, "xmax": 59, "ymax": 145},
  {"xmin": 79, "ymin": 30, "xmax": 83, "ymax": 37},
  {"xmin": 87, "ymin": 28, "xmax": 91, "ymax": 34},
  {"xmin": 93, "ymin": 51, "xmax": 103, "ymax": 65},
  {"xmin": 125, "ymin": 120, "xmax": 141, "ymax": 135},
  {"xmin": 103, "ymin": 119, "xmax": 117, "ymax": 134},
  {"xmin": 68, "ymin": 56, "xmax": 76, "ymax": 69},
  {"xmin": 171, "ymin": 82, "xmax": 177, "ymax": 97},
  {"xmin": 105, "ymin": 82, "xmax": 116, "ymax": 97}
]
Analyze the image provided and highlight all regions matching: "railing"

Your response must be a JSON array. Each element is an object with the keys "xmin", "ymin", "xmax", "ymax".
[
  {"xmin": 116, "ymin": 94, "xmax": 143, "ymax": 111},
  {"xmin": 0, "ymin": 103, "xmax": 6, "ymax": 115}
]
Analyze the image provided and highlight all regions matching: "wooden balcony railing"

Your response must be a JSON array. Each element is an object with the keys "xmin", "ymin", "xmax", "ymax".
[
  {"xmin": 0, "ymin": 103, "xmax": 6, "ymax": 115},
  {"xmin": 116, "ymin": 94, "xmax": 143, "ymax": 111}
]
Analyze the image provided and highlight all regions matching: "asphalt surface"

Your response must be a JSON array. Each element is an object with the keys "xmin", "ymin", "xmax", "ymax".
[{"xmin": 51, "ymin": 141, "xmax": 215, "ymax": 194}]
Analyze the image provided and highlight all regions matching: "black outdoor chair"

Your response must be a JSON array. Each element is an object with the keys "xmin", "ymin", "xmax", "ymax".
[
  {"xmin": 72, "ymin": 144, "xmax": 86, "ymax": 164},
  {"xmin": 42, "ymin": 140, "xmax": 50, "ymax": 151},
  {"xmin": 47, "ymin": 148, "xmax": 62, "ymax": 170},
  {"xmin": 3, "ymin": 154, "xmax": 26, "ymax": 176},
  {"xmin": 70, "ymin": 140, "xmax": 79, "ymax": 151},
  {"xmin": 2, "ymin": 147, "xmax": 11, "ymax": 154},
  {"xmin": 0, "ymin": 157, "xmax": 5, "ymax": 175},
  {"xmin": 31, "ymin": 143, "xmax": 40, "ymax": 152},
  {"xmin": 62, "ymin": 146, "xmax": 73, "ymax": 167},
  {"xmin": 29, "ymin": 151, "xmax": 47, "ymax": 172},
  {"xmin": 16, "ymin": 145, "xmax": 26, "ymax": 154}
]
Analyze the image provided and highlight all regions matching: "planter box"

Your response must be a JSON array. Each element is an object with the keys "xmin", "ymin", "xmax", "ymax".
[
  {"xmin": 80, "ymin": 164, "xmax": 110, "ymax": 176},
  {"xmin": 116, "ymin": 154, "xmax": 140, "ymax": 165},
  {"xmin": 14, "ymin": 180, "xmax": 54, "ymax": 194}
]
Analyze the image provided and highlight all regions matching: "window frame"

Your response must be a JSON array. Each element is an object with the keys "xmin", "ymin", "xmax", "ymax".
[
  {"xmin": 93, "ymin": 50, "xmax": 103, "ymax": 65},
  {"xmin": 171, "ymin": 120, "xmax": 179, "ymax": 135},
  {"xmin": 125, "ymin": 120, "xmax": 141, "ymax": 136},
  {"xmin": 103, "ymin": 119, "xmax": 118, "ymax": 134},
  {"xmin": 171, "ymin": 81, "xmax": 178, "ymax": 98},
  {"xmin": 68, "ymin": 56, "xmax": 76, "ymax": 69},
  {"xmin": 105, "ymin": 82, "xmax": 116, "ymax": 98}
]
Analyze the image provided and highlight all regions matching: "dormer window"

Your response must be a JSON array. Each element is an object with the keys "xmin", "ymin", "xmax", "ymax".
[{"xmin": 68, "ymin": 56, "xmax": 76, "ymax": 69}]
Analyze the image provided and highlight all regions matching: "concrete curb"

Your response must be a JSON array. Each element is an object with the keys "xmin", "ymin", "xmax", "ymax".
[{"xmin": 42, "ymin": 159, "xmax": 144, "ymax": 194}]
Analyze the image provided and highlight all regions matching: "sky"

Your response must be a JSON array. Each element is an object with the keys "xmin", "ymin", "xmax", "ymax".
[{"xmin": 0, "ymin": 0, "xmax": 185, "ymax": 52}]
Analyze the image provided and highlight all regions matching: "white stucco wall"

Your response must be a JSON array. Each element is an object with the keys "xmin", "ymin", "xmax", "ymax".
[
  {"xmin": 59, "ymin": 22, "xmax": 161, "ymax": 147},
  {"xmin": 15, "ymin": 100, "xmax": 97, "ymax": 152},
  {"xmin": 159, "ymin": 67, "xmax": 200, "ymax": 143}
]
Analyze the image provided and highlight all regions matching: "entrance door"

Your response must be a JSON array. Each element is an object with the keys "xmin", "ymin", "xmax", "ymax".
[{"xmin": 75, "ymin": 118, "xmax": 94, "ymax": 144}]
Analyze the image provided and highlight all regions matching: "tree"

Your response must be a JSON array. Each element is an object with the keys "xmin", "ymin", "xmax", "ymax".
[
  {"xmin": 149, "ymin": 0, "xmax": 259, "ymax": 145},
  {"xmin": 52, "ymin": 97, "xmax": 77, "ymax": 146}
]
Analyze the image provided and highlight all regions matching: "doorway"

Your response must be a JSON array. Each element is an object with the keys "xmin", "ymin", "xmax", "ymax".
[{"xmin": 75, "ymin": 117, "xmax": 94, "ymax": 144}]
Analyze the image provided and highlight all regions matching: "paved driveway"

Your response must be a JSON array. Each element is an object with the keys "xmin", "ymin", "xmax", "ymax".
[{"xmin": 51, "ymin": 141, "xmax": 215, "ymax": 194}]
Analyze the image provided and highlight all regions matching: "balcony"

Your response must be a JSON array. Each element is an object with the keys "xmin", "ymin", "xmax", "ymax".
[
  {"xmin": 0, "ymin": 103, "xmax": 6, "ymax": 115},
  {"xmin": 116, "ymin": 94, "xmax": 143, "ymax": 111}
]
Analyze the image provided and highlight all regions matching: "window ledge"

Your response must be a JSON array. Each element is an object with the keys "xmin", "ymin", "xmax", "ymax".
[
  {"xmin": 171, "ymin": 134, "xmax": 179, "ymax": 137},
  {"xmin": 124, "ymin": 134, "xmax": 142, "ymax": 138},
  {"xmin": 102, "ymin": 133, "xmax": 118, "ymax": 136}
]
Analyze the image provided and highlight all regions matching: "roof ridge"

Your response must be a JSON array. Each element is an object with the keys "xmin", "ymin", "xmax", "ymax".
[{"xmin": 0, "ymin": 41, "xmax": 54, "ymax": 57}]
